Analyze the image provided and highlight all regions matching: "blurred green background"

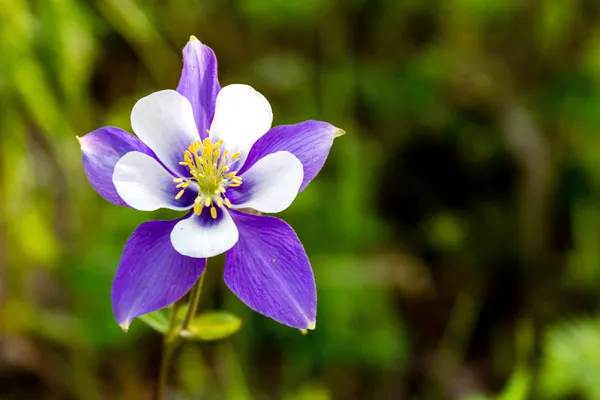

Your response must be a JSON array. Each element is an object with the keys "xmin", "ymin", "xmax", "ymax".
[{"xmin": 2, "ymin": 0, "xmax": 600, "ymax": 399}]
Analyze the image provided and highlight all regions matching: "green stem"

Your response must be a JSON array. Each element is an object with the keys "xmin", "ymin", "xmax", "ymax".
[
  {"xmin": 182, "ymin": 270, "xmax": 205, "ymax": 330},
  {"xmin": 156, "ymin": 264, "xmax": 207, "ymax": 400},
  {"xmin": 157, "ymin": 300, "xmax": 181, "ymax": 400}
]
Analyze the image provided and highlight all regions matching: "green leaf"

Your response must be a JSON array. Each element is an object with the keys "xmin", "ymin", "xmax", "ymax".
[
  {"xmin": 138, "ymin": 309, "xmax": 170, "ymax": 334},
  {"xmin": 181, "ymin": 311, "xmax": 242, "ymax": 341}
]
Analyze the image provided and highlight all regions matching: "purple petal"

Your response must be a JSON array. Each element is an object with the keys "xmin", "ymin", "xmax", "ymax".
[
  {"xmin": 239, "ymin": 120, "xmax": 344, "ymax": 192},
  {"xmin": 176, "ymin": 36, "xmax": 220, "ymax": 140},
  {"xmin": 112, "ymin": 217, "xmax": 205, "ymax": 330},
  {"xmin": 224, "ymin": 210, "xmax": 316, "ymax": 329},
  {"xmin": 79, "ymin": 126, "xmax": 155, "ymax": 206}
]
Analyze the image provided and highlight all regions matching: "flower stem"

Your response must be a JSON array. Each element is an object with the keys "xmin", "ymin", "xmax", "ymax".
[
  {"xmin": 156, "ymin": 264, "xmax": 207, "ymax": 400},
  {"xmin": 157, "ymin": 300, "xmax": 181, "ymax": 400},
  {"xmin": 182, "ymin": 270, "xmax": 205, "ymax": 330}
]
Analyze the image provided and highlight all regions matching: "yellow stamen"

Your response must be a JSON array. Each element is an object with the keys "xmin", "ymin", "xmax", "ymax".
[{"xmin": 173, "ymin": 138, "xmax": 245, "ymax": 210}]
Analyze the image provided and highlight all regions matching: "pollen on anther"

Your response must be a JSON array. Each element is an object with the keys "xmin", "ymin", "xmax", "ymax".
[
  {"xmin": 175, "ymin": 190, "xmax": 185, "ymax": 200},
  {"xmin": 176, "ymin": 136, "xmax": 244, "ymax": 205},
  {"xmin": 210, "ymin": 206, "xmax": 217, "ymax": 219}
]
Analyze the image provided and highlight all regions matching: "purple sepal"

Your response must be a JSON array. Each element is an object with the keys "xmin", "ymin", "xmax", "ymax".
[
  {"xmin": 112, "ymin": 217, "xmax": 205, "ymax": 330},
  {"xmin": 240, "ymin": 120, "xmax": 342, "ymax": 192},
  {"xmin": 224, "ymin": 210, "xmax": 317, "ymax": 329},
  {"xmin": 79, "ymin": 126, "xmax": 155, "ymax": 206},
  {"xmin": 176, "ymin": 37, "xmax": 220, "ymax": 140}
]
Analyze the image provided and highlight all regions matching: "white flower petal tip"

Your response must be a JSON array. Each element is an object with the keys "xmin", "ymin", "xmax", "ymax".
[
  {"xmin": 76, "ymin": 135, "xmax": 91, "ymax": 150},
  {"xmin": 113, "ymin": 151, "xmax": 195, "ymax": 211},
  {"xmin": 209, "ymin": 84, "xmax": 273, "ymax": 161},
  {"xmin": 189, "ymin": 35, "xmax": 199, "ymax": 42},
  {"xmin": 170, "ymin": 210, "xmax": 239, "ymax": 258},
  {"xmin": 307, "ymin": 320, "xmax": 316, "ymax": 330},
  {"xmin": 231, "ymin": 151, "xmax": 303, "ymax": 213},
  {"xmin": 119, "ymin": 321, "xmax": 131, "ymax": 333},
  {"xmin": 130, "ymin": 89, "xmax": 200, "ymax": 175},
  {"xmin": 334, "ymin": 127, "xmax": 346, "ymax": 138}
]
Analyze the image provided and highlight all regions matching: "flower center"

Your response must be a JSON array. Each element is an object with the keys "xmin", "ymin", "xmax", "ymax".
[{"xmin": 173, "ymin": 134, "xmax": 242, "ymax": 219}]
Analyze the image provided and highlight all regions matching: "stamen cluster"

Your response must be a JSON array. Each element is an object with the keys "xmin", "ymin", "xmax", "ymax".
[{"xmin": 174, "ymin": 135, "xmax": 242, "ymax": 218}]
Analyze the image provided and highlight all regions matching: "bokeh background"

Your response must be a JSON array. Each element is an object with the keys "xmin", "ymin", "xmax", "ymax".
[{"xmin": 2, "ymin": 0, "xmax": 600, "ymax": 399}]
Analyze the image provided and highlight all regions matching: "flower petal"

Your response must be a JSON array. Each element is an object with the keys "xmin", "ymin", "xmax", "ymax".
[
  {"xmin": 131, "ymin": 89, "xmax": 200, "ymax": 176},
  {"xmin": 176, "ymin": 36, "xmax": 220, "ymax": 140},
  {"xmin": 170, "ymin": 207, "xmax": 239, "ymax": 258},
  {"xmin": 224, "ymin": 211, "xmax": 316, "ymax": 329},
  {"xmin": 239, "ymin": 120, "xmax": 344, "ymax": 192},
  {"xmin": 227, "ymin": 151, "xmax": 303, "ymax": 213},
  {"xmin": 79, "ymin": 126, "xmax": 155, "ymax": 206},
  {"xmin": 209, "ymin": 84, "xmax": 273, "ymax": 166},
  {"xmin": 112, "ymin": 218, "xmax": 206, "ymax": 331},
  {"xmin": 113, "ymin": 151, "xmax": 197, "ymax": 211}
]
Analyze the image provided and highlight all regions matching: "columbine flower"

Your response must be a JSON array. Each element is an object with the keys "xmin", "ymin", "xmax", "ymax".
[{"xmin": 79, "ymin": 36, "xmax": 343, "ymax": 331}]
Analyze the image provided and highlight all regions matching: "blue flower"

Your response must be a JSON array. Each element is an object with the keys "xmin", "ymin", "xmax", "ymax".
[{"xmin": 78, "ymin": 36, "xmax": 343, "ymax": 331}]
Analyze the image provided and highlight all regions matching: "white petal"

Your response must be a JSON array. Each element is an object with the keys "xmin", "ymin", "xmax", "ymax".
[
  {"xmin": 131, "ymin": 90, "xmax": 200, "ymax": 175},
  {"xmin": 170, "ymin": 208, "xmax": 239, "ymax": 258},
  {"xmin": 231, "ymin": 151, "xmax": 303, "ymax": 213},
  {"xmin": 113, "ymin": 151, "xmax": 196, "ymax": 211},
  {"xmin": 209, "ymin": 84, "xmax": 273, "ymax": 165}
]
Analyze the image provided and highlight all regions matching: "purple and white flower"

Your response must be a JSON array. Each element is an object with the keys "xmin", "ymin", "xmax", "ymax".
[{"xmin": 79, "ymin": 36, "xmax": 344, "ymax": 331}]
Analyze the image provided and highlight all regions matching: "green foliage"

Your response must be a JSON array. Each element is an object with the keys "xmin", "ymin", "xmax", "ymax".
[
  {"xmin": 540, "ymin": 318, "xmax": 600, "ymax": 400},
  {"xmin": 139, "ymin": 309, "xmax": 170, "ymax": 335},
  {"xmin": 181, "ymin": 311, "xmax": 242, "ymax": 341}
]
